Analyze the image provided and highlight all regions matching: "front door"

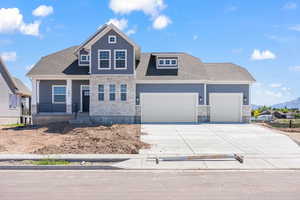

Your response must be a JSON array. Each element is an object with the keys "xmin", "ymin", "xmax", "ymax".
[{"xmin": 81, "ymin": 86, "xmax": 90, "ymax": 112}]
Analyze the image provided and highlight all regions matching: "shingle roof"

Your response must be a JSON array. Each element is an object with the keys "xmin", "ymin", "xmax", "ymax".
[
  {"xmin": 13, "ymin": 77, "xmax": 31, "ymax": 96},
  {"xmin": 27, "ymin": 46, "xmax": 89, "ymax": 76},
  {"xmin": 27, "ymin": 46, "xmax": 255, "ymax": 82}
]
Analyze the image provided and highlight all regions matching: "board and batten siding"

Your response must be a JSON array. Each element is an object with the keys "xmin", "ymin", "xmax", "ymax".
[
  {"xmin": 136, "ymin": 84, "xmax": 205, "ymax": 105},
  {"xmin": 206, "ymin": 84, "xmax": 249, "ymax": 105},
  {"xmin": 90, "ymin": 29, "xmax": 134, "ymax": 75},
  {"xmin": 39, "ymin": 80, "xmax": 66, "ymax": 112},
  {"xmin": 72, "ymin": 80, "xmax": 89, "ymax": 112}
]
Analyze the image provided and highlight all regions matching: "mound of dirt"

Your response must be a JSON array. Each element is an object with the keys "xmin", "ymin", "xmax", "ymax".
[{"xmin": 33, "ymin": 124, "xmax": 149, "ymax": 154}]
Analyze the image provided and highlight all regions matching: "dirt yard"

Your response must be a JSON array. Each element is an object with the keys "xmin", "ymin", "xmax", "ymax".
[{"xmin": 0, "ymin": 123, "xmax": 149, "ymax": 154}]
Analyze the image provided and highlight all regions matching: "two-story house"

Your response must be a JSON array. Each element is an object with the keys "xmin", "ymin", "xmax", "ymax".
[{"xmin": 27, "ymin": 24, "xmax": 255, "ymax": 125}]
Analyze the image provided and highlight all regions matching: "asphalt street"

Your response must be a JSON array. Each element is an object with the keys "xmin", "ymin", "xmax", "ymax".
[{"xmin": 1, "ymin": 170, "xmax": 300, "ymax": 200}]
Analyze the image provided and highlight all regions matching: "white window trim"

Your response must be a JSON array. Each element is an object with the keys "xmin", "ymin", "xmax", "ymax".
[
  {"xmin": 98, "ymin": 50, "xmax": 111, "ymax": 70},
  {"xmin": 98, "ymin": 84, "xmax": 105, "ymax": 102},
  {"xmin": 108, "ymin": 35, "xmax": 117, "ymax": 44},
  {"xmin": 109, "ymin": 84, "xmax": 116, "ymax": 101},
  {"xmin": 157, "ymin": 58, "xmax": 178, "ymax": 69},
  {"xmin": 78, "ymin": 53, "xmax": 90, "ymax": 67},
  {"xmin": 80, "ymin": 54, "xmax": 89, "ymax": 62},
  {"xmin": 120, "ymin": 84, "xmax": 127, "ymax": 101},
  {"xmin": 8, "ymin": 93, "xmax": 19, "ymax": 110},
  {"xmin": 114, "ymin": 49, "xmax": 127, "ymax": 70},
  {"xmin": 52, "ymin": 85, "xmax": 66, "ymax": 104}
]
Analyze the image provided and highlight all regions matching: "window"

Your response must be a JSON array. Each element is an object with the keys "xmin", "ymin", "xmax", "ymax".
[
  {"xmin": 98, "ymin": 50, "xmax": 111, "ymax": 69},
  {"xmin": 9, "ymin": 94, "xmax": 18, "ymax": 109},
  {"xmin": 98, "ymin": 85, "xmax": 104, "ymax": 101},
  {"xmin": 108, "ymin": 35, "xmax": 116, "ymax": 44},
  {"xmin": 114, "ymin": 50, "xmax": 127, "ymax": 69},
  {"xmin": 109, "ymin": 84, "xmax": 116, "ymax": 101},
  {"xmin": 80, "ymin": 54, "xmax": 89, "ymax": 62},
  {"xmin": 120, "ymin": 84, "xmax": 127, "ymax": 101},
  {"xmin": 171, "ymin": 59, "xmax": 177, "ymax": 65},
  {"xmin": 159, "ymin": 59, "xmax": 164, "ymax": 65},
  {"xmin": 52, "ymin": 85, "xmax": 66, "ymax": 104},
  {"xmin": 165, "ymin": 59, "xmax": 170, "ymax": 65}
]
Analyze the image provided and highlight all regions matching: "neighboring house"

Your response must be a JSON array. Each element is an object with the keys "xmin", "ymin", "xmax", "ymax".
[
  {"xmin": 0, "ymin": 58, "xmax": 31, "ymax": 125},
  {"xmin": 27, "ymin": 24, "xmax": 255, "ymax": 125}
]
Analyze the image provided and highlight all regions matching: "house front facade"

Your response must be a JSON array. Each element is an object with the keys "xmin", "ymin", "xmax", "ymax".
[{"xmin": 27, "ymin": 24, "xmax": 255, "ymax": 125}]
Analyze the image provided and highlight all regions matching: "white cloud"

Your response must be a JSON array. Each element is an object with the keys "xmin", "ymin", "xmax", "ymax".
[
  {"xmin": 32, "ymin": 5, "xmax": 53, "ymax": 17},
  {"xmin": 289, "ymin": 66, "xmax": 300, "ymax": 72},
  {"xmin": 107, "ymin": 18, "xmax": 128, "ymax": 30},
  {"xmin": 193, "ymin": 35, "xmax": 198, "ymax": 40},
  {"xmin": 0, "ymin": 52, "xmax": 16, "ymax": 62},
  {"xmin": 109, "ymin": 0, "xmax": 171, "ymax": 30},
  {"xmin": 26, "ymin": 64, "xmax": 34, "ymax": 71},
  {"xmin": 152, "ymin": 15, "xmax": 171, "ymax": 30},
  {"xmin": 289, "ymin": 24, "xmax": 300, "ymax": 31},
  {"xmin": 126, "ymin": 28, "xmax": 136, "ymax": 36},
  {"xmin": 251, "ymin": 49, "xmax": 276, "ymax": 60},
  {"xmin": 0, "ymin": 8, "xmax": 40, "ymax": 36},
  {"xmin": 269, "ymin": 83, "xmax": 283, "ymax": 88},
  {"xmin": 283, "ymin": 2, "xmax": 297, "ymax": 10},
  {"xmin": 109, "ymin": 0, "xmax": 165, "ymax": 16}
]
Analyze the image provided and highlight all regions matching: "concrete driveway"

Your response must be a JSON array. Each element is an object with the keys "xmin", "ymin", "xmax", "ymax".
[{"xmin": 140, "ymin": 124, "xmax": 300, "ymax": 156}]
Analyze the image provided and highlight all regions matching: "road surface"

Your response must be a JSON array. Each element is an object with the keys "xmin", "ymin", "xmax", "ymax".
[{"xmin": 1, "ymin": 170, "xmax": 300, "ymax": 200}]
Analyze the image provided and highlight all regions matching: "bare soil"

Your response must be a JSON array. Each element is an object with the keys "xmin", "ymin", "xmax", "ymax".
[{"xmin": 0, "ymin": 123, "xmax": 149, "ymax": 154}]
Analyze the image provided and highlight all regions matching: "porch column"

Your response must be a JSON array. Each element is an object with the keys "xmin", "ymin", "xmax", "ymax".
[
  {"xmin": 66, "ymin": 79, "xmax": 72, "ymax": 114},
  {"xmin": 31, "ymin": 79, "xmax": 39, "ymax": 114}
]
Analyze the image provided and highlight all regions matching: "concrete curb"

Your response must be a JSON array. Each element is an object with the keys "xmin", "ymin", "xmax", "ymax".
[{"xmin": 0, "ymin": 165, "xmax": 122, "ymax": 170}]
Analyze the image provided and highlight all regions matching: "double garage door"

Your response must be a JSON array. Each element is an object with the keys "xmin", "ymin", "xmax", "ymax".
[{"xmin": 140, "ymin": 93, "xmax": 242, "ymax": 123}]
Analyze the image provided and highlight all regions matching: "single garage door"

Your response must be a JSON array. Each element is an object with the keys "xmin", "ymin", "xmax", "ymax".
[
  {"xmin": 210, "ymin": 93, "xmax": 242, "ymax": 122},
  {"xmin": 141, "ymin": 93, "xmax": 197, "ymax": 123}
]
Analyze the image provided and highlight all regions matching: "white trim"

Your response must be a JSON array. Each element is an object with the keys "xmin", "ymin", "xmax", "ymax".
[
  {"xmin": 98, "ymin": 49, "xmax": 111, "ymax": 70},
  {"xmin": 114, "ymin": 49, "xmax": 127, "ymax": 70},
  {"xmin": 66, "ymin": 79, "xmax": 72, "ymax": 113},
  {"xmin": 156, "ymin": 58, "xmax": 178, "ymax": 69},
  {"xmin": 204, "ymin": 83, "xmax": 206, "ymax": 105},
  {"xmin": 136, "ymin": 80, "xmax": 254, "ymax": 84},
  {"xmin": 108, "ymin": 35, "xmax": 117, "ymax": 44},
  {"xmin": 89, "ymin": 49, "xmax": 91, "ymax": 74},
  {"xmin": 36, "ymin": 80, "xmax": 40, "ymax": 104},
  {"xmin": 52, "ymin": 85, "xmax": 67, "ymax": 104},
  {"xmin": 80, "ymin": 85, "xmax": 90, "ymax": 112}
]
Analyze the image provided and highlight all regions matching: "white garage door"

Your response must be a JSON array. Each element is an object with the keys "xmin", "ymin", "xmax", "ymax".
[
  {"xmin": 141, "ymin": 93, "xmax": 197, "ymax": 123},
  {"xmin": 210, "ymin": 93, "xmax": 242, "ymax": 122}
]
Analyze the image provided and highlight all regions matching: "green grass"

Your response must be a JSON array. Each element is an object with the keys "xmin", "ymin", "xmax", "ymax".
[
  {"xmin": 31, "ymin": 159, "xmax": 70, "ymax": 165},
  {"xmin": 0, "ymin": 123, "xmax": 25, "ymax": 128}
]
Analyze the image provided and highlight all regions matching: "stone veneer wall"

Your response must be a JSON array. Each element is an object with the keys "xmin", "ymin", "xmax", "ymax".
[
  {"xmin": 89, "ymin": 75, "xmax": 136, "ymax": 124},
  {"xmin": 242, "ymin": 105, "xmax": 252, "ymax": 123}
]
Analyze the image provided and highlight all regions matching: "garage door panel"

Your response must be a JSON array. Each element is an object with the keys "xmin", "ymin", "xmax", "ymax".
[
  {"xmin": 210, "ymin": 93, "xmax": 242, "ymax": 122},
  {"xmin": 141, "ymin": 93, "xmax": 197, "ymax": 123}
]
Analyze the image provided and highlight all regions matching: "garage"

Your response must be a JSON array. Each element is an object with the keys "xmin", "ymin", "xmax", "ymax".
[
  {"xmin": 140, "ymin": 93, "xmax": 198, "ymax": 123},
  {"xmin": 209, "ymin": 93, "xmax": 242, "ymax": 122}
]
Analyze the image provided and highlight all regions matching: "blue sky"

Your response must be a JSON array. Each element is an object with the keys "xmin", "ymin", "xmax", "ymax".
[{"xmin": 0, "ymin": 0, "xmax": 300, "ymax": 106}]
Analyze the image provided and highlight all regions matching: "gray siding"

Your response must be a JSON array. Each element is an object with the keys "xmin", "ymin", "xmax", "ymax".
[
  {"xmin": 91, "ymin": 29, "xmax": 134, "ymax": 74},
  {"xmin": 206, "ymin": 84, "xmax": 249, "ymax": 105},
  {"xmin": 136, "ymin": 84, "xmax": 205, "ymax": 105},
  {"xmin": 39, "ymin": 80, "xmax": 66, "ymax": 112},
  {"xmin": 72, "ymin": 80, "xmax": 89, "ymax": 112}
]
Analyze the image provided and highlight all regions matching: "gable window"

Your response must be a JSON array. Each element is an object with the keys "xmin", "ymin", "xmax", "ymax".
[
  {"xmin": 120, "ymin": 84, "xmax": 127, "ymax": 101},
  {"xmin": 52, "ymin": 85, "xmax": 66, "ymax": 104},
  {"xmin": 109, "ymin": 84, "xmax": 116, "ymax": 101},
  {"xmin": 165, "ymin": 59, "xmax": 170, "ymax": 65},
  {"xmin": 108, "ymin": 35, "xmax": 117, "ymax": 44},
  {"xmin": 9, "ymin": 94, "xmax": 19, "ymax": 109},
  {"xmin": 159, "ymin": 59, "xmax": 164, "ymax": 65},
  {"xmin": 98, "ymin": 50, "xmax": 111, "ymax": 69},
  {"xmin": 114, "ymin": 50, "xmax": 127, "ymax": 69},
  {"xmin": 98, "ymin": 85, "xmax": 104, "ymax": 101},
  {"xmin": 80, "ymin": 54, "xmax": 89, "ymax": 62}
]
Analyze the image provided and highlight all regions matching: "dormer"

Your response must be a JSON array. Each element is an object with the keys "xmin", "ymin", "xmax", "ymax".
[
  {"xmin": 155, "ymin": 55, "xmax": 179, "ymax": 69},
  {"xmin": 78, "ymin": 48, "xmax": 90, "ymax": 66}
]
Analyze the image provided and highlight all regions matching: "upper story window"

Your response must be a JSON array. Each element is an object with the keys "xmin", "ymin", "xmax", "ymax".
[
  {"xmin": 114, "ymin": 50, "xmax": 127, "ymax": 69},
  {"xmin": 52, "ymin": 85, "xmax": 66, "ymax": 104},
  {"xmin": 108, "ymin": 35, "xmax": 117, "ymax": 44},
  {"xmin": 80, "ymin": 54, "xmax": 89, "ymax": 62},
  {"xmin": 109, "ymin": 84, "xmax": 116, "ymax": 101},
  {"xmin": 157, "ymin": 58, "xmax": 178, "ymax": 69},
  {"xmin": 98, "ymin": 50, "xmax": 111, "ymax": 70},
  {"xmin": 98, "ymin": 85, "xmax": 104, "ymax": 101}
]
